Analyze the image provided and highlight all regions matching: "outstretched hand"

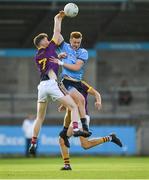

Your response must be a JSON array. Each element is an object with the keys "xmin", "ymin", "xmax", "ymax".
[{"xmin": 95, "ymin": 101, "xmax": 102, "ymax": 110}]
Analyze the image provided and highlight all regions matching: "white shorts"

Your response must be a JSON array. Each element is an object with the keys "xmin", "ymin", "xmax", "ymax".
[{"xmin": 37, "ymin": 79, "xmax": 64, "ymax": 103}]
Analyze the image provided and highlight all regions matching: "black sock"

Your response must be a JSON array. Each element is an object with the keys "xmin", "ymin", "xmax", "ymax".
[
  {"xmin": 80, "ymin": 118, "xmax": 86, "ymax": 124},
  {"xmin": 63, "ymin": 127, "xmax": 68, "ymax": 132},
  {"xmin": 80, "ymin": 118, "xmax": 89, "ymax": 131},
  {"xmin": 61, "ymin": 127, "xmax": 69, "ymax": 138}
]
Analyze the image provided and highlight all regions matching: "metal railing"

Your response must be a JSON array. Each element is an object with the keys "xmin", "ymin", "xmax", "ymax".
[{"xmin": 0, "ymin": 86, "xmax": 149, "ymax": 119}]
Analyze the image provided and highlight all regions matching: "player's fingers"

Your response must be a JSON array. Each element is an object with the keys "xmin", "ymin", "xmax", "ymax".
[
  {"xmin": 95, "ymin": 102, "xmax": 101, "ymax": 110},
  {"xmin": 63, "ymin": 52, "xmax": 67, "ymax": 57},
  {"xmin": 48, "ymin": 58, "xmax": 54, "ymax": 62},
  {"xmin": 58, "ymin": 52, "xmax": 67, "ymax": 59},
  {"xmin": 58, "ymin": 105, "xmax": 65, "ymax": 112},
  {"xmin": 49, "ymin": 57, "xmax": 58, "ymax": 63},
  {"xmin": 58, "ymin": 107, "xmax": 62, "ymax": 112},
  {"xmin": 61, "ymin": 54, "xmax": 66, "ymax": 58},
  {"xmin": 58, "ymin": 105, "xmax": 63, "ymax": 112},
  {"xmin": 59, "ymin": 10, "xmax": 65, "ymax": 14},
  {"xmin": 59, "ymin": 10, "xmax": 65, "ymax": 18}
]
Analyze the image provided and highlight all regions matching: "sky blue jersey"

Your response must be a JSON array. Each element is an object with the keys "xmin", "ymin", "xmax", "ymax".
[{"xmin": 58, "ymin": 41, "xmax": 88, "ymax": 80}]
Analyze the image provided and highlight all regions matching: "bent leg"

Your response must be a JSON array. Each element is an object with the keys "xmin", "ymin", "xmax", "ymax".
[
  {"xmin": 58, "ymin": 95, "xmax": 91, "ymax": 137},
  {"xmin": 68, "ymin": 89, "xmax": 90, "ymax": 133},
  {"xmin": 80, "ymin": 136, "xmax": 110, "ymax": 150},
  {"xmin": 69, "ymin": 88, "xmax": 86, "ymax": 118},
  {"xmin": 58, "ymin": 95, "xmax": 79, "ymax": 125}
]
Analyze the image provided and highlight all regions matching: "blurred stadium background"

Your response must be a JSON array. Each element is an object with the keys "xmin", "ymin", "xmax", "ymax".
[{"xmin": 0, "ymin": 0, "xmax": 149, "ymax": 156}]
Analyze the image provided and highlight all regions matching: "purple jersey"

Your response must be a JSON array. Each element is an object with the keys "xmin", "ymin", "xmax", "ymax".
[{"xmin": 34, "ymin": 39, "xmax": 59, "ymax": 79}]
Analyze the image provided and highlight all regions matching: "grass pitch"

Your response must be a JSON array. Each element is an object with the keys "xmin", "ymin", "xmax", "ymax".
[{"xmin": 0, "ymin": 156, "xmax": 149, "ymax": 179}]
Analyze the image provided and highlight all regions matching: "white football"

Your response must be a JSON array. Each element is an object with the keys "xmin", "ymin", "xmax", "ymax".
[{"xmin": 64, "ymin": 3, "xmax": 79, "ymax": 18}]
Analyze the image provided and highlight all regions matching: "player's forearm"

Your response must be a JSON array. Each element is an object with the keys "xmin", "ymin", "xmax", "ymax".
[
  {"xmin": 53, "ymin": 17, "xmax": 62, "ymax": 36},
  {"xmin": 63, "ymin": 63, "xmax": 81, "ymax": 71},
  {"xmin": 89, "ymin": 88, "xmax": 101, "ymax": 103},
  {"xmin": 50, "ymin": 58, "xmax": 82, "ymax": 71},
  {"xmin": 95, "ymin": 92, "xmax": 101, "ymax": 104},
  {"xmin": 53, "ymin": 11, "xmax": 65, "ymax": 40},
  {"xmin": 58, "ymin": 34, "xmax": 64, "ymax": 45}
]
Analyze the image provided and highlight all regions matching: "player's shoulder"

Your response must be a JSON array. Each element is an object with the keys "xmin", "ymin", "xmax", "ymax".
[
  {"xmin": 78, "ymin": 48, "xmax": 88, "ymax": 60},
  {"xmin": 63, "ymin": 41, "xmax": 70, "ymax": 47},
  {"xmin": 79, "ymin": 47, "xmax": 88, "ymax": 54},
  {"xmin": 64, "ymin": 41, "xmax": 69, "ymax": 45},
  {"xmin": 58, "ymin": 41, "xmax": 69, "ymax": 49},
  {"xmin": 35, "ymin": 49, "xmax": 44, "ymax": 60}
]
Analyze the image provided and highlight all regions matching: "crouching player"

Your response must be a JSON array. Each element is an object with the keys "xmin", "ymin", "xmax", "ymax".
[{"xmin": 58, "ymin": 81, "xmax": 123, "ymax": 170}]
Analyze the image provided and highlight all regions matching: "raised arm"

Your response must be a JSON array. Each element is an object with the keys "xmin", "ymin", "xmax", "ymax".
[
  {"xmin": 52, "ymin": 11, "xmax": 65, "ymax": 44},
  {"xmin": 58, "ymin": 34, "xmax": 64, "ymax": 45}
]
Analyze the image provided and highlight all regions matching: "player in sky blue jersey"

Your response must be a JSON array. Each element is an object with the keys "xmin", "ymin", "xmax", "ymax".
[
  {"xmin": 50, "ymin": 32, "xmax": 92, "ymax": 136},
  {"xmin": 59, "ymin": 39, "xmax": 88, "ymax": 80}
]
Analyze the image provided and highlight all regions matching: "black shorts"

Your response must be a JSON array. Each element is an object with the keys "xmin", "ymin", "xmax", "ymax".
[
  {"xmin": 61, "ymin": 78, "xmax": 89, "ymax": 114},
  {"xmin": 62, "ymin": 78, "xmax": 85, "ymax": 95}
]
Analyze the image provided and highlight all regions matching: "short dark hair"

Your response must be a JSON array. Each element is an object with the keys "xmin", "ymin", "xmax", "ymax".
[
  {"xmin": 33, "ymin": 33, "xmax": 48, "ymax": 48},
  {"xmin": 70, "ymin": 31, "xmax": 82, "ymax": 39}
]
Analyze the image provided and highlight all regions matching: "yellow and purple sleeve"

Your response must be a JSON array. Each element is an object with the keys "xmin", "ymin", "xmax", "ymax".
[{"xmin": 81, "ymin": 80, "xmax": 93, "ymax": 93}]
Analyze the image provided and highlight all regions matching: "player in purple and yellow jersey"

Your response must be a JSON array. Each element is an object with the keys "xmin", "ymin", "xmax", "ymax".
[
  {"xmin": 58, "ymin": 81, "xmax": 123, "ymax": 170},
  {"xmin": 29, "ymin": 11, "xmax": 89, "ymax": 155}
]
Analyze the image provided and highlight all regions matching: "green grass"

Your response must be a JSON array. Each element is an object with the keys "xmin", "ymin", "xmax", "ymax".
[{"xmin": 0, "ymin": 156, "xmax": 149, "ymax": 179}]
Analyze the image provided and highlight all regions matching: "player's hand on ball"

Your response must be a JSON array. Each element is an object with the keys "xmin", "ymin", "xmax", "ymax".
[
  {"xmin": 95, "ymin": 101, "xmax": 102, "ymax": 110},
  {"xmin": 59, "ymin": 10, "xmax": 65, "ymax": 18},
  {"xmin": 54, "ymin": 10, "xmax": 65, "ymax": 20}
]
